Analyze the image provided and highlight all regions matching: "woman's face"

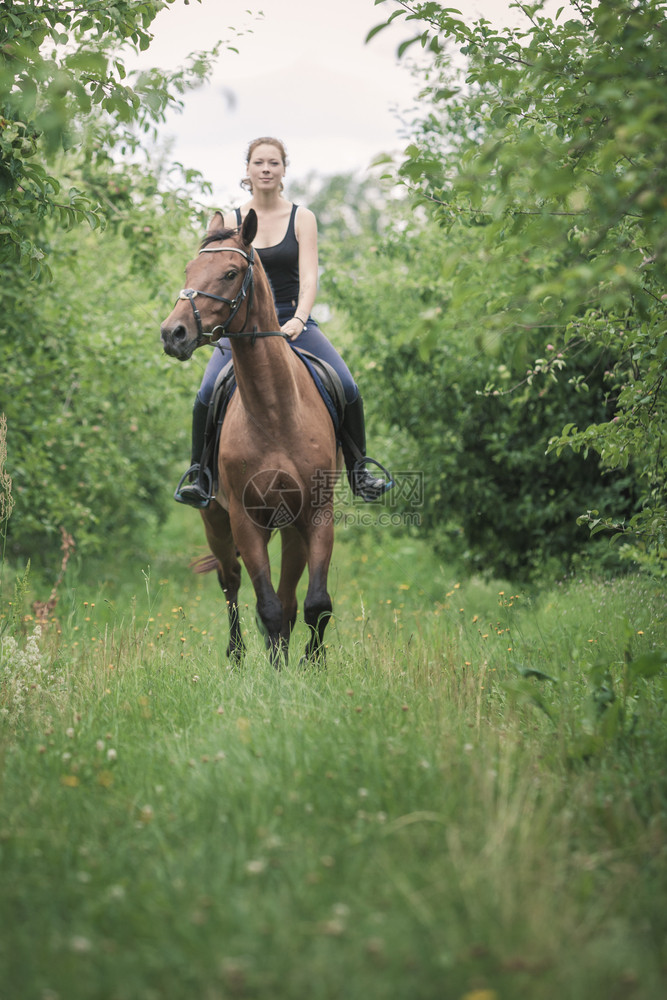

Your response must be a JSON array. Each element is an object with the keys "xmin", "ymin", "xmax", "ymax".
[{"xmin": 247, "ymin": 143, "xmax": 286, "ymax": 192}]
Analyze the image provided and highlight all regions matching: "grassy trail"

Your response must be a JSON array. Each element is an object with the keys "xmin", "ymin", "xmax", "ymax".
[{"xmin": 1, "ymin": 516, "xmax": 666, "ymax": 999}]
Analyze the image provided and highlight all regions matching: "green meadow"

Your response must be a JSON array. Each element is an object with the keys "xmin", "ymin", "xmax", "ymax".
[
  {"xmin": 1, "ymin": 510, "xmax": 666, "ymax": 1000},
  {"xmin": 3, "ymin": 3, "xmax": 667, "ymax": 998}
]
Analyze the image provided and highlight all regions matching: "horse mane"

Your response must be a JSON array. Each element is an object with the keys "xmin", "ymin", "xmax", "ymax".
[{"xmin": 200, "ymin": 228, "xmax": 240, "ymax": 250}]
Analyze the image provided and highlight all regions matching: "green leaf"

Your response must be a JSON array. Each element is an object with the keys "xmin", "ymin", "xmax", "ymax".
[
  {"xmin": 501, "ymin": 679, "xmax": 555, "ymax": 720},
  {"xmin": 65, "ymin": 51, "xmax": 109, "ymax": 75},
  {"xmin": 398, "ymin": 34, "xmax": 426, "ymax": 57},
  {"xmin": 516, "ymin": 666, "xmax": 558, "ymax": 683},
  {"xmin": 628, "ymin": 651, "xmax": 667, "ymax": 679}
]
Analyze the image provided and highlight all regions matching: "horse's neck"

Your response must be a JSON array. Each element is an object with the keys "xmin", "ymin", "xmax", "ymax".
[{"xmin": 231, "ymin": 333, "xmax": 300, "ymax": 425}]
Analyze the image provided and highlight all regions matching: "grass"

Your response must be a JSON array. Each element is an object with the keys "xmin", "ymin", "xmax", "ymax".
[{"xmin": 1, "ymin": 508, "xmax": 666, "ymax": 1000}]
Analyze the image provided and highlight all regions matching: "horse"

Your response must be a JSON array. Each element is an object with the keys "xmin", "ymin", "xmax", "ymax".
[{"xmin": 160, "ymin": 209, "xmax": 338, "ymax": 666}]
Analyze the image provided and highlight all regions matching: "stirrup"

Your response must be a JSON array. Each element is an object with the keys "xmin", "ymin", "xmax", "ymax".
[
  {"xmin": 352, "ymin": 457, "xmax": 394, "ymax": 502},
  {"xmin": 174, "ymin": 464, "xmax": 214, "ymax": 509}
]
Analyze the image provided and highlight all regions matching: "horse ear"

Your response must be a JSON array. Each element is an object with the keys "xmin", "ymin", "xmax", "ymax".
[
  {"xmin": 207, "ymin": 211, "xmax": 225, "ymax": 235},
  {"xmin": 241, "ymin": 208, "xmax": 258, "ymax": 245}
]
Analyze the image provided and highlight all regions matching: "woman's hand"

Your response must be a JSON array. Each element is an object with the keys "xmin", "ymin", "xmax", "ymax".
[{"xmin": 281, "ymin": 316, "xmax": 306, "ymax": 341}]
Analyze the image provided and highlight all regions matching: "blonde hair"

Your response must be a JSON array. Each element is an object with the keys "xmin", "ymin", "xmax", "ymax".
[{"xmin": 241, "ymin": 137, "xmax": 289, "ymax": 192}]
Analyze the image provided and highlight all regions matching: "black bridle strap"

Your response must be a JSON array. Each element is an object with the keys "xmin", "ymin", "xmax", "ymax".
[{"xmin": 177, "ymin": 289, "xmax": 205, "ymax": 340}]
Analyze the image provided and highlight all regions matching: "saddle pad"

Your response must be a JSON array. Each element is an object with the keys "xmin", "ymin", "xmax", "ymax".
[{"xmin": 289, "ymin": 346, "xmax": 345, "ymax": 433}]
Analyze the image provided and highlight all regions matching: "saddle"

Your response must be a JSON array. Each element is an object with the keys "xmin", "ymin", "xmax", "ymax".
[{"xmin": 200, "ymin": 347, "xmax": 346, "ymax": 492}]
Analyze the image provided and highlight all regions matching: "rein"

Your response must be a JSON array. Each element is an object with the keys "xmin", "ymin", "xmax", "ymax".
[{"xmin": 177, "ymin": 245, "xmax": 286, "ymax": 345}]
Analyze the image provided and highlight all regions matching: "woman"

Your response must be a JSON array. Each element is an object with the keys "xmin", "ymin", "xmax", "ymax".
[{"xmin": 175, "ymin": 136, "xmax": 390, "ymax": 508}]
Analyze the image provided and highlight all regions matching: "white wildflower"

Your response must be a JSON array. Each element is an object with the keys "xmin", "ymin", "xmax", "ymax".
[
  {"xmin": 244, "ymin": 858, "xmax": 267, "ymax": 875},
  {"xmin": 1, "ymin": 625, "xmax": 45, "ymax": 726}
]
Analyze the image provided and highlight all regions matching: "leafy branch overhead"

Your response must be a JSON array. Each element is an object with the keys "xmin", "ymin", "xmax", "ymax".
[{"xmin": 0, "ymin": 0, "xmax": 230, "ymax": 277}]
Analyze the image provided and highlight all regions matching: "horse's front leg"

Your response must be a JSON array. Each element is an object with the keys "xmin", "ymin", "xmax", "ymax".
[
  {"xmin": 302, "ymin": 521, "xmax": 334, "ymax": 664},
  {"xmin": 276, "ymin": 525, "xmax": 308, "ymax": 662},
  {"xmin": 200, "ymin": 503, "xmax": 246, "ymax": 663},
  {"xmin": 231, "ymin": 504, "xmax": 284, "ymax": 667},
  {"xmin": 253, "ymin": 577, "xmax": 285, "ymax": 667}
]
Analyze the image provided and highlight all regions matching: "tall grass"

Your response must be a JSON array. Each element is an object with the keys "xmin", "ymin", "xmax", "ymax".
[
  {"xmin": 1, "ymin": 509, "xmax": 666, "ymax": 1000},
  {"xmin": 0, "ymin": 413, "xmax": 14, "ymax": 581}
]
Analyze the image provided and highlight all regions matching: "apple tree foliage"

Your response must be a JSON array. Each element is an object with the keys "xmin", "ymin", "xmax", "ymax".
[
  {"xmin": 0, "ymin": 0, "xmax": 234, "ymax": 568},
  {"xmin": 348, "ymin": 0, "xmax": 665, "ymax": 573}
]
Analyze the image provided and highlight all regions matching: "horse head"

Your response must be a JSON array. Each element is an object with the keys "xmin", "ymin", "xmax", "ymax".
[{"xmin": 160, "ymin": 210, "xmax": 260, "ymax": 361}]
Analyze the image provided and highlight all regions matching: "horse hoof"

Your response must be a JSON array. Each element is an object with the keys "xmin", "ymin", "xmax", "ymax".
[
  {"xmin": 226, "ymin": 642, "xmax": 245, "ymax": 663},
  {"xmin": 300, "ymin": 648, "xmax": 327, "ymax": 669}
]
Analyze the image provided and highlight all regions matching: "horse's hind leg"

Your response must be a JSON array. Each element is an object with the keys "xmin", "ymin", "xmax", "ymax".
[
  {"xmin": 215, "ymin": 566, "xmax": 244, "ymax": 661},
  {"xmin": 200, "ymin": 504, "xmax": 245, "ymax": 662}
]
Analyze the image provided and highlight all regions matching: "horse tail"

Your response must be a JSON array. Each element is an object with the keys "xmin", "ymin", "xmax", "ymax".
[{"xmin": 190, "ymin": 553, "xmax": 220, "ymax": 575}]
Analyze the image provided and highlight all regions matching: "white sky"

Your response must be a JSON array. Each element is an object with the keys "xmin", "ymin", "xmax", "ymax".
[{"xmin": 136, "ymin": 0, "xmax": 574, "ymax": 208}]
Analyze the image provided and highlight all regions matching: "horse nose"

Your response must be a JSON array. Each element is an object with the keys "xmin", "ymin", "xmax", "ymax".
[{"xmin": 160, "ymin": 322, "xmax": 188, "ymax": 355}]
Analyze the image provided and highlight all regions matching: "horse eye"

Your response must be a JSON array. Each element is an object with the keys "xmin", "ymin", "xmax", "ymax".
[{"xmin": 223, "ymin": 270, "xmax": 238, "ymax": 281}]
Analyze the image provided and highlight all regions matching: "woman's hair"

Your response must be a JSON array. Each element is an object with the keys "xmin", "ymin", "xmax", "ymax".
[{"xmin": 241, "ymin": 137, "xmax": 289, "ymax": 192}]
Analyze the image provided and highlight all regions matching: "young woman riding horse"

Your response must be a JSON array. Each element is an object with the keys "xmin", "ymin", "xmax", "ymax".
[{"xmin": 174, "ymin": 136, "xmax": 390, "ymax": 509}]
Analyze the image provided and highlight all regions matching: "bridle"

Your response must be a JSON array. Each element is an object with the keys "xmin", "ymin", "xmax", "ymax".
[
  {"xmin": 176, "ymin": 245, "xmax": 254, "ymax": 344},
  {"xmin": 176, "ymin": 243, "xmax": 285, "ymax": 344}
]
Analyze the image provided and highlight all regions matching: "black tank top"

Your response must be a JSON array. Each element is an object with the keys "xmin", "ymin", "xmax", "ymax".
[{"xmin": 235, "ymin": 204, "xmax": 299, "ymax": 302}]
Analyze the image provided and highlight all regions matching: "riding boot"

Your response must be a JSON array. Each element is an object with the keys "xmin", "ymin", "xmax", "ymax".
[
  {"xmin": 174, "ymin": 397, "xmax": 214, "ymax": 508},
  {"xmin": 341, "ymin": 394, "xmax": 392, "ymax": 502}
]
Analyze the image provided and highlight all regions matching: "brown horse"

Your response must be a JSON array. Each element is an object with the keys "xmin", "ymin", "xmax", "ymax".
[{"xmin": 160, "ymin": 210, "xmax": 338, "ymax": 665}]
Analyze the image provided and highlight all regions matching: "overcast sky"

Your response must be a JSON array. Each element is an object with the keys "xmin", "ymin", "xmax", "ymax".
[{"xmin": 136, "ymin": 0, "xmax": 573, "ymax": 208}]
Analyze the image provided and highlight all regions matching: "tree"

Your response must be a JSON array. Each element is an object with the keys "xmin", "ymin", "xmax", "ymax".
[
  {"xmin": 368, "ymin": 0, "xmax": 666, "ymax": 568},
  {"xmin": 0, "ymin": 0, "xmax": 238, "ymax": 568},
  {"xmin": 321, "ymin": 208, "xmax": 634, "ymax": 577}
]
